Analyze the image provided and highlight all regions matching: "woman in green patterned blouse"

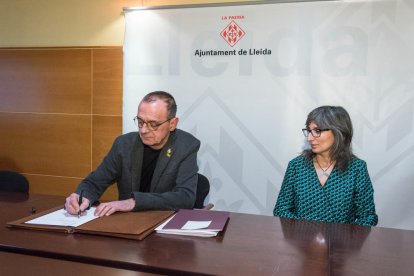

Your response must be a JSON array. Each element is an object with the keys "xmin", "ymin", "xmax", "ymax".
[{"xmin": 274, "ymin": 106, "xmax": 378, "ymax": 227}]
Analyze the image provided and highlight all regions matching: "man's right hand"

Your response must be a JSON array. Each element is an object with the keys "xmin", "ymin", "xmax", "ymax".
[{"xmin": 64, "ymin": 193, "xmax": 90, "ymax": 215}]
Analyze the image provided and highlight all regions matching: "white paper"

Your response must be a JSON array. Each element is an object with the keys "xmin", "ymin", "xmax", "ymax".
[
  {"xmin": 25, "ymin": 207, "xmax": 98, "ymax": 227},
  {"xmin": 181, "ymin": 220, "xmax": 211, "ymax": 230},
  {"xmin": 156, "ymin": 229, "xmax": 219, "ymax": 237}
]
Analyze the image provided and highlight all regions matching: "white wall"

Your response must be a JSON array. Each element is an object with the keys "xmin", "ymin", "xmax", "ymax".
[{"xmin": 123, "ymin": 0, "xmax": 414, "ymax": 230}]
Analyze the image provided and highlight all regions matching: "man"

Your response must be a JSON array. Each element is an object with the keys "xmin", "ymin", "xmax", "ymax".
[{"xmin": 65, "ymin": 91, "xmax": 200, "ymax": 216}]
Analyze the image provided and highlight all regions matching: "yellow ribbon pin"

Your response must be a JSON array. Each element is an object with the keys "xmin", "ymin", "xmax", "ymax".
[{"xmin": 166, "ymin": 148, "xmax": 172, "ymax": 157}]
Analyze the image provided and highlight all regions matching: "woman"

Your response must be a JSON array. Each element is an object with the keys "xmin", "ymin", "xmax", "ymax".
[{"xmin": 274, "ymin": 106, "xmax": 378, "ymax": 226}]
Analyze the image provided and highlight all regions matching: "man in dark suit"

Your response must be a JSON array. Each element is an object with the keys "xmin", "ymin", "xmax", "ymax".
[{"xmin": 65, "ymin": 91, "xmax": 200, "ymax": 217}]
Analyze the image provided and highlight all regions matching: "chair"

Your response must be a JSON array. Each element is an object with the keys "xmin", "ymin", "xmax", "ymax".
[
  {"xmin": 0, "ymin": 171, "xmax": 29, "ymax": 193},
  {"xmin": 194, "ymin": 173, "xmax": 213, "ymax": 209}
]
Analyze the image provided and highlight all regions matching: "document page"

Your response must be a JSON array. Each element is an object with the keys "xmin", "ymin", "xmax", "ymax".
[
  {"xmin": 182, "ymin": 220, "xmax": 212, "ymax": 230},
  {"xmin": 25, "ymin": 207, "xmax": 98, "ymax": 227}
]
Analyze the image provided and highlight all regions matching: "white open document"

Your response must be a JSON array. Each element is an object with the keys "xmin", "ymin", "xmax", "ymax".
[{"xmin": 25, "ymin": 207, "xmax": 98, "ymax": 227}]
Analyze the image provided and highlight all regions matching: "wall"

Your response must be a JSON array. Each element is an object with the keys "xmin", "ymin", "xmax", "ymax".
[
  {"xmin": 121, "ymin": 0, "xmax": 414, "ymax": 230},
  {"xmin": 0, "ymin": 47, "xmax": 123, "ymax": 199},
  {"xmin": 0, "ymin": 0, "xmax": 249, "ymax": 47}
]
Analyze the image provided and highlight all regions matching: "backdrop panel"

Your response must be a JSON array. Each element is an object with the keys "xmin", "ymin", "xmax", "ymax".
[{"xmin": 124, "ymin": 0, "xmax": 414, "ymax": 230}]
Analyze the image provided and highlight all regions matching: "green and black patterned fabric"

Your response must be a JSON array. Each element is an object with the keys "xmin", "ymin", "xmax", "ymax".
[{"xmin": 274, "ymin": 155, "xmax": 378, "ymax": 227}]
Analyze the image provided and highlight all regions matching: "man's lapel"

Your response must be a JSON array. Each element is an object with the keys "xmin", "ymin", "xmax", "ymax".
[{"xmin": 151, "ymin": 132, "xmax": 176, "ymax": 191}]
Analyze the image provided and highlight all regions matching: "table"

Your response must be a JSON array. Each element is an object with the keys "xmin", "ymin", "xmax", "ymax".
[
  {"xmin": 0, "ymin": 251, "xmax": 154, "ymax": 276},
  {"xmin": 1, "ymin": 192, "xmax": 414, "ymax": 275}
]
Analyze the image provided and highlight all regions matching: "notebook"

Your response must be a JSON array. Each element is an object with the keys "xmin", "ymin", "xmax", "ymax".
[{"xmin": 155, "ymin": 209, "xmax": 230, "ymax": 237}]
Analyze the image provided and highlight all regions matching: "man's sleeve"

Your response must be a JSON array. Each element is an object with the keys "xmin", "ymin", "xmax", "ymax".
[{"xmin": 76, "ymin": 137, "xmax": 122, "ymax": 204}]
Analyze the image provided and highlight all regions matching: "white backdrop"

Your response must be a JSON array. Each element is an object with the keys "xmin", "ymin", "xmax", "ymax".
[{"xmin": 123, "ymin": 0, "xmax": 414, "ymax": 230}]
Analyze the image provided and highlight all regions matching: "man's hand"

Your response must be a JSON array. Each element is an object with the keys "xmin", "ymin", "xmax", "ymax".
[
  {"xmin": 64, "ymin": 193, "xmax": 90, "ymax": 215},
  {"xmin": 94, "ymin": 198, "xmax": 135, "ymax": 217}
]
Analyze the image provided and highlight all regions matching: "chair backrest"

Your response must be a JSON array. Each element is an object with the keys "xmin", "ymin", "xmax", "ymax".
[
  {"xmin": 194, "ymin": 173, "xmax": 210, "ymax": 209},
  {"xmin": 0, "ymin": 171, "xmax": 29, "ymax": 193}
]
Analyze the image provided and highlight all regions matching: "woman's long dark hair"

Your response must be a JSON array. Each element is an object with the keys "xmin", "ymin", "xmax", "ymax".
[{"xmin": 302, "ymin": 106, "xmax": 354, "ymax": 171}]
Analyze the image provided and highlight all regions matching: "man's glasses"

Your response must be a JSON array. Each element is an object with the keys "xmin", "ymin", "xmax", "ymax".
[
  {"xmin": 133, "ymin": 116, "xmax": 172, "ymax": 131},
  {"xmin": 302, "ymin": 128, "xmax": 330, "ymax": 138}
]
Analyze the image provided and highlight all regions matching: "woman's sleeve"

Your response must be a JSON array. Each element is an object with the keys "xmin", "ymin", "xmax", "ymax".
[
  {"xmin": 354, "ymin": 161, "xmax": 378, "ymax": 227},
  {"xmin": 273, "ymin": 160, "xmax": 298, "ymax": 219}
]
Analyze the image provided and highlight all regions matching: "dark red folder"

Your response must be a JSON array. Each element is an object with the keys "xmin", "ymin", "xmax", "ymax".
[{"xmin": 162, "ymin": 209, "xmax": 230, "ymax": 231}]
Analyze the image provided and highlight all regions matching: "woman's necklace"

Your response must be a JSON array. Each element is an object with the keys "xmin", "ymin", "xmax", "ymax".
[{"xmin": 315, "ymin": 158, "xmax": 334, "ymax": 178}]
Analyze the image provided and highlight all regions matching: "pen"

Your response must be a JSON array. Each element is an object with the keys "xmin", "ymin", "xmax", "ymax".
[{"xmin": 78, "ymin": 190, "xmax": 83, "ymax": 218}]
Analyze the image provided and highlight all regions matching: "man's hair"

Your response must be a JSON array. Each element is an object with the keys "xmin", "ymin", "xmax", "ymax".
[
  {"xmin": 302, "ymin": 105, "xmax": 354, "ymax": 171},
  {"xmin": 141, "ymin": 91, "xmax": 177, "ymax": 118}
]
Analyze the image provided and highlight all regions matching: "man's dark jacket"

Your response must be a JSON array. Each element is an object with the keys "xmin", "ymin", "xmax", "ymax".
[{"xmin": 76, "ymin": 129, "xmax": 200, "ymax": 211}]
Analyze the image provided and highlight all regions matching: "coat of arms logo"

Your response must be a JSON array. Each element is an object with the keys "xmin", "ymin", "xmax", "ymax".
[{"xmin": 220, "ymin": 20, "xmax": 245, "ymax": 47}]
